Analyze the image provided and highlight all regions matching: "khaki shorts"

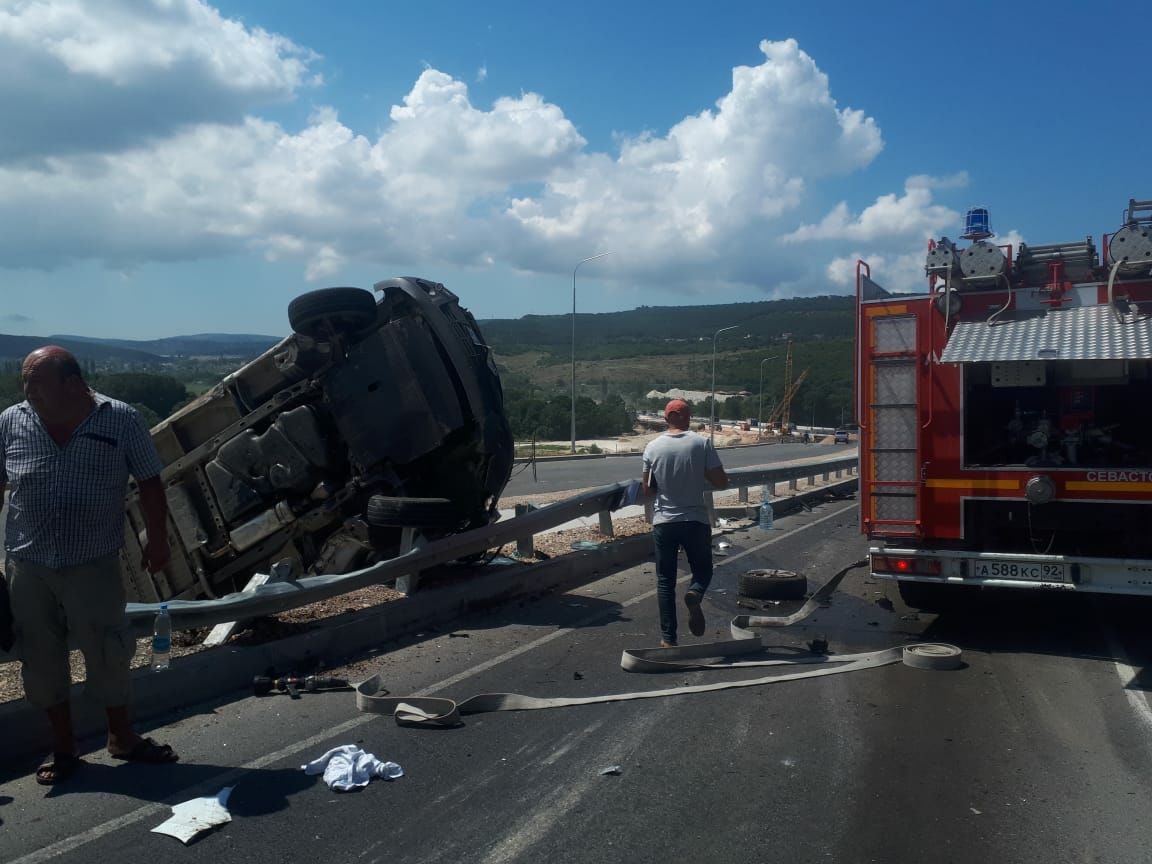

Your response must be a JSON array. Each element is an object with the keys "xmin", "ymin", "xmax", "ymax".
[{"xmin": 6, "ymin": 552, "xmax": 135, "ymax": 709}]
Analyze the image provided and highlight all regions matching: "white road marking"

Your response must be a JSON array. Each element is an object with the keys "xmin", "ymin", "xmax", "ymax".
[
  {"xmin": 8, "ymin": 501, "xmax": 856, "ymax": 864},
  {"xmin": 1105, "ymin": 628, "xmax": 1152, "ymax": 733}
]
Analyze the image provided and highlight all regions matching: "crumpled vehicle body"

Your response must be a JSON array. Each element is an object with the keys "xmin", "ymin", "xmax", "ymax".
[{"xmin": 119, "ymin": 278, "xmax": 514, "ymax": 601}]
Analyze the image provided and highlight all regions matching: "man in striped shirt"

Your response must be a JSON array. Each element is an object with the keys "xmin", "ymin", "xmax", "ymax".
[{"xmin": 0, "ymin": 346, "xmax": 178, "ymax": 784}]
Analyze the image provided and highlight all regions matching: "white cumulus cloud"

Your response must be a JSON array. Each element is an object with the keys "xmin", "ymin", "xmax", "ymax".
[
  {"xmin": 0, "ymin": 0, "xmax": 317, "ymax": 162},
  {"xmin": 0, "ymin": 10, "xmax": 930, "ymax": 301},
  {"xmin": 783, "ymin": 174, "xmax": 966, "ymax": 245}
]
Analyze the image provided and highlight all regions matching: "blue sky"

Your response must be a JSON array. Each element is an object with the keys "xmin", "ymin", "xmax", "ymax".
[{"xmin": 1, "ymin": 0, "xmax": 1146, "ymax": 339}]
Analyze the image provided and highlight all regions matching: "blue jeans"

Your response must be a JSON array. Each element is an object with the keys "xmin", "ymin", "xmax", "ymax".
[{"xmin": 652, "ymin": 520, "xmax": 713, "ymax": 644}]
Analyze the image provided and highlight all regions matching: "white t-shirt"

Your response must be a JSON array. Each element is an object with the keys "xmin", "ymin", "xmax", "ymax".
[{"xmin": 641, "ymin": 430, "xmax": 723, "ymax": 525}]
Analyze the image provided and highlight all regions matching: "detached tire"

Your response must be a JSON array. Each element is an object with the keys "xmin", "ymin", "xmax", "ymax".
[
  {"xmin": 738, "ymin": 568, "xmax": 807, "ymax": 601},
  {"xmin": 288, "ymin": 287, "xmax": 377, "ymax": 339},
  {"xmin": 366, "ymin": 495, "xmax": 460, "ymax": 528}
]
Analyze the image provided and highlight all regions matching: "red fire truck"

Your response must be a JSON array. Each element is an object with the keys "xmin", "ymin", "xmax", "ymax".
[{"xmin": 855, "ymin": 199, "xmax": 1152, "ymax": 608}]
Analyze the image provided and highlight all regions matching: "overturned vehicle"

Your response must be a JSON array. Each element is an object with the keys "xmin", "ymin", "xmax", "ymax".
[{"xmin": 120, "ymin": 278, "xmax": 514, "ymax": 601}]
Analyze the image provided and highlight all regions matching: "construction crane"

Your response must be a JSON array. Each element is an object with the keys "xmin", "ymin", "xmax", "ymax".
[
  {"xmin": 781, "ymin": 341, "xmax": 794, "ymax": 429},
  {"xmin": 770, "ymin": 340, "xmax": 807, "ymax": 432},
  {"xmin": 766, "ymin": 368, "xmax": 809, "ymax": 432}
]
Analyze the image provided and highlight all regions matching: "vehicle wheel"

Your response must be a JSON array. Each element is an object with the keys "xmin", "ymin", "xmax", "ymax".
[
  {"xmin": 288, "ymin": 287, "xmax": 377, "ymax": 339},
  {"xmin": 896, "ymin": 579, "xmax": 961, "ymax": 611},
  {"xmin": 366, "ymin": 495, "xmax": 460, "ymax": 528},
  {"xmin": 738, "ymin": 568, "xmax": 807, "ymax": 601}
]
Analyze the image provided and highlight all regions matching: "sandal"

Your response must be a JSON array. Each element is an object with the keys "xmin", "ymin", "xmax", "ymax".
[
  {"xmin": 110, "ymin": 736, "xmax": 179, "ymax": 764},
  {"xmin": 35, "ymin": 752, "xmax": 82, "ymax": 786}
]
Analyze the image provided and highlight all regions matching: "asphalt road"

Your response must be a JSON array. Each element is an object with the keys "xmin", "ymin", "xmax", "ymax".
[
  {"xmin": 505, "ymin": 440, "xmax": 855, "ymax": 496},
  {"xmin": 4, "ymin": 495, "xmax": 1152, "ymax": 863}
]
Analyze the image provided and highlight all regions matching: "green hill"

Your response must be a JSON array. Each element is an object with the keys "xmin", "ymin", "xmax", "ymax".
[
  {"xmin": 484, "ymin": 294, "xmax": 856, "ymax": 432},
  {"xmin": 0, "ymin": 293, "xmax": 858, "ymax": 432},
  {"xmin": 479, "ymin": 294, "xmax": 854, "ymax": 360}
]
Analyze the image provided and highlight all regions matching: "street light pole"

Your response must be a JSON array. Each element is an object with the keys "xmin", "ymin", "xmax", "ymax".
[
  {"xmin": 757, "ymin": 354, "xmax": 779, "ymax": 437},
  {"xmin": 710, "ymin": 324, "xmax": 740, "ymax": 443},
  {"xmin": 571, "ymin": 252, "xmax": 614, "ymax": 454}
]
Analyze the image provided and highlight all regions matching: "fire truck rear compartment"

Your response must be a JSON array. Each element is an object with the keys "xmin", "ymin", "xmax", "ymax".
[
  {"xmin": 962, "ymin": 359, "xmax": 1152, "ymax": 469},
  {"xmin": 960, "ymin": 359, "xmax": 1152, "ymax": 556}
]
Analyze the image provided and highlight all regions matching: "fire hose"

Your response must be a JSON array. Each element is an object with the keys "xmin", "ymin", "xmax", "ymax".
[{"xmin": 354, "ymin": 561, "xmax": 963, "ymax": 726}]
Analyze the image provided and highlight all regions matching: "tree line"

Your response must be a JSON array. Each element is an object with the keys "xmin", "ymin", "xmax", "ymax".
[
  {"xmin": 0, "ymin": 365, "xmax": 192, "ymax": 426},
  {"xmin": 503, "ymin": 390, "xmax": 633, "ymax": 441}
]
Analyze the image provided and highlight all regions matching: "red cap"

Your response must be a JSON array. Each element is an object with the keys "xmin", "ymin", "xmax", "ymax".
[{"xmin": 664, "ymin": 399, "xmax": 691, "ymax": 419}]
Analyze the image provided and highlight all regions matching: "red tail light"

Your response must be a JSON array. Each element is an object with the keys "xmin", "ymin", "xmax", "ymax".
[{"xmin": 872, "ymin": 554, "xmax": 942, "ymax": 576}]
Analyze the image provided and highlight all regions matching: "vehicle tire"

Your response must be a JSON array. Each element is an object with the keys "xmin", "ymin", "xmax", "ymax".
[
  {"xmin": 896, "ymin": 579, "xmax": 961, "ymax": 612},
  {"xmin": 366, "ymin": 495, "xmax": 460, "ymax": 528},
  {"xmin": 288, "ymin": 287, "xmax": 377, "ymax": 338},
  {"xmin": 738, "ymin": 568, "xmax": 807, "ymax": 601}
]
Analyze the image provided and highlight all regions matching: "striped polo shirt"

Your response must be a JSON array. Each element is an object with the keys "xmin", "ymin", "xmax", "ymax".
[{"xmin": 0, "ymin": 393, "xmax": 164, "ymax": 568}]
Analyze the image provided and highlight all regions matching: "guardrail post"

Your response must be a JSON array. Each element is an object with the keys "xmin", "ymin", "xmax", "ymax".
[
  {"xmin": 514, "ymin": 503, "xmax": 536, "ymax": 558},
  {"xmin": 789, "ymin": 477, "xmax": 799, "ymax": 491},
  {"xmin": 738, "ymin": 485, "xmax": 748, "ymax": 503},
  {"xmin": 202, "ymin": 558, "xmax": 295, "ymax": 647},
  {"xmin": 395, "ymin": 527, "xmax": 421, "ymax": 595},
  {"xmin": 598, "ymin": 510, "xmax": 614, "ymax": 537},
  {"xmin": 836, "ymin": 466, "xmax": 843, "ymax": 478},
  {"xmin": 643, "ymin": 500, "xmax": 654, "ymax": 523},
  {"xmin": 823, "ymin": 467, "xmax": 830, "ymax": 481}
]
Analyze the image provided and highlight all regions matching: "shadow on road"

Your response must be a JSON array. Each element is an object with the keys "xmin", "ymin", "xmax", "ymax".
[
  {"xmin": 32, "ymin": 760, "xmax": 314, "ymax": 812},
  {"xmin": 916, "ymin": 589, "xmax": 1152, "ymax": 690}
]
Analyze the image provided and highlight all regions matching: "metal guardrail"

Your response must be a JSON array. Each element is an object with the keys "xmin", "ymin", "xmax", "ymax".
[
  {"xmin": 115, "ymin": 452, "xmax": 858, "ymax": 637},
  {"xmin": 724, "ymin": 454, "xmax": 857, "ymax": 500}
]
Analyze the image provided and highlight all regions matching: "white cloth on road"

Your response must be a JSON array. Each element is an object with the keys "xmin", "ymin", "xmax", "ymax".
[
  {"xmin": 302, "ymin": 744, "xmax": 403, "ymax": 791},
  {"xmin": 151, "ymin": 786, "xmax": 234, "ymax": 844}
]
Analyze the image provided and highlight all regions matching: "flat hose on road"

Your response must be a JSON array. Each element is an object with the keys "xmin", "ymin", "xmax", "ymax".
[{"xmin": 355, "ymin": 560, "xmax": 962, "ymax": 727}]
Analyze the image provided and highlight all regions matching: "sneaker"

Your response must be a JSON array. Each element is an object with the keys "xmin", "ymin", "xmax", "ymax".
[
  {"xmin": 659, "ymin": 640, "xmax": 677, "ymax": 648},
  {"xmin": 684, "ymin": 591, "xmax": 706, "ymax": 637}
]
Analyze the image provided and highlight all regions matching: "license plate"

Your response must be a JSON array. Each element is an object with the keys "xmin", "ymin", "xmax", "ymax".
[{"xmin": 970, "ymin": 560, "xmax": 1066, "ymax": 581}]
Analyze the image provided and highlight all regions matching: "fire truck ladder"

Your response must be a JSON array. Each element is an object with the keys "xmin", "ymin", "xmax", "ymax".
[{"xmin": 863, "ymin": 313, "xmax": 921, "ymax": 535}]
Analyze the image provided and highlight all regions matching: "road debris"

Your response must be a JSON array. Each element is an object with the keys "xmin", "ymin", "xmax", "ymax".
[
  {"xmin": 151, "ymin": 786, "xmax": 234, "ymax": 845},
  {"xmin": 302, "ymin": 745, "xmax": 403, "ymax": 792},
  {"xmin": 252, "ymin": 674, "xmax": 349, "ymax": 697},
  {"xmin": 599, "ymin": 765, "xmax": 622, "ymax": 776}
]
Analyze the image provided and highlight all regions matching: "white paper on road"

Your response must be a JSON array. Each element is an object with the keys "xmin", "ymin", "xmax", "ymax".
[
  {"xmin": 151, "ymin": 786, "xmax": 234, "ymax": 844},
  {"xmin": 302, "ymin": 744, "xmax": 403, "ymax": 791}
]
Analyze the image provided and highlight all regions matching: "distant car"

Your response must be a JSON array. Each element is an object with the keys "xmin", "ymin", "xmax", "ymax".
[
  {"xmin": 121, "ymin": 278, "xmax": 514, "ymax": 601},
  {"xmin": 834, "ymin": 429, "xmax": 850, "ymax": 444}
]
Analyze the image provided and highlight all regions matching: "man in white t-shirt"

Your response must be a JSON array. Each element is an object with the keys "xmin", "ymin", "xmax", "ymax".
[{"xmin": 641, "ymin": 399, "xmax": 728, "ymax": 646}]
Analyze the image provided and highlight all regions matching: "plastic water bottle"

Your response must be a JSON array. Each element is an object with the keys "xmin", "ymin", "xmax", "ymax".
[
  {"xmin": 151, "ymin": 603, "xmax": 171, "ymax": 671},
  {"xmin": 759, "ymin": 499, "xmax": 775, "ymax": 530}
]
